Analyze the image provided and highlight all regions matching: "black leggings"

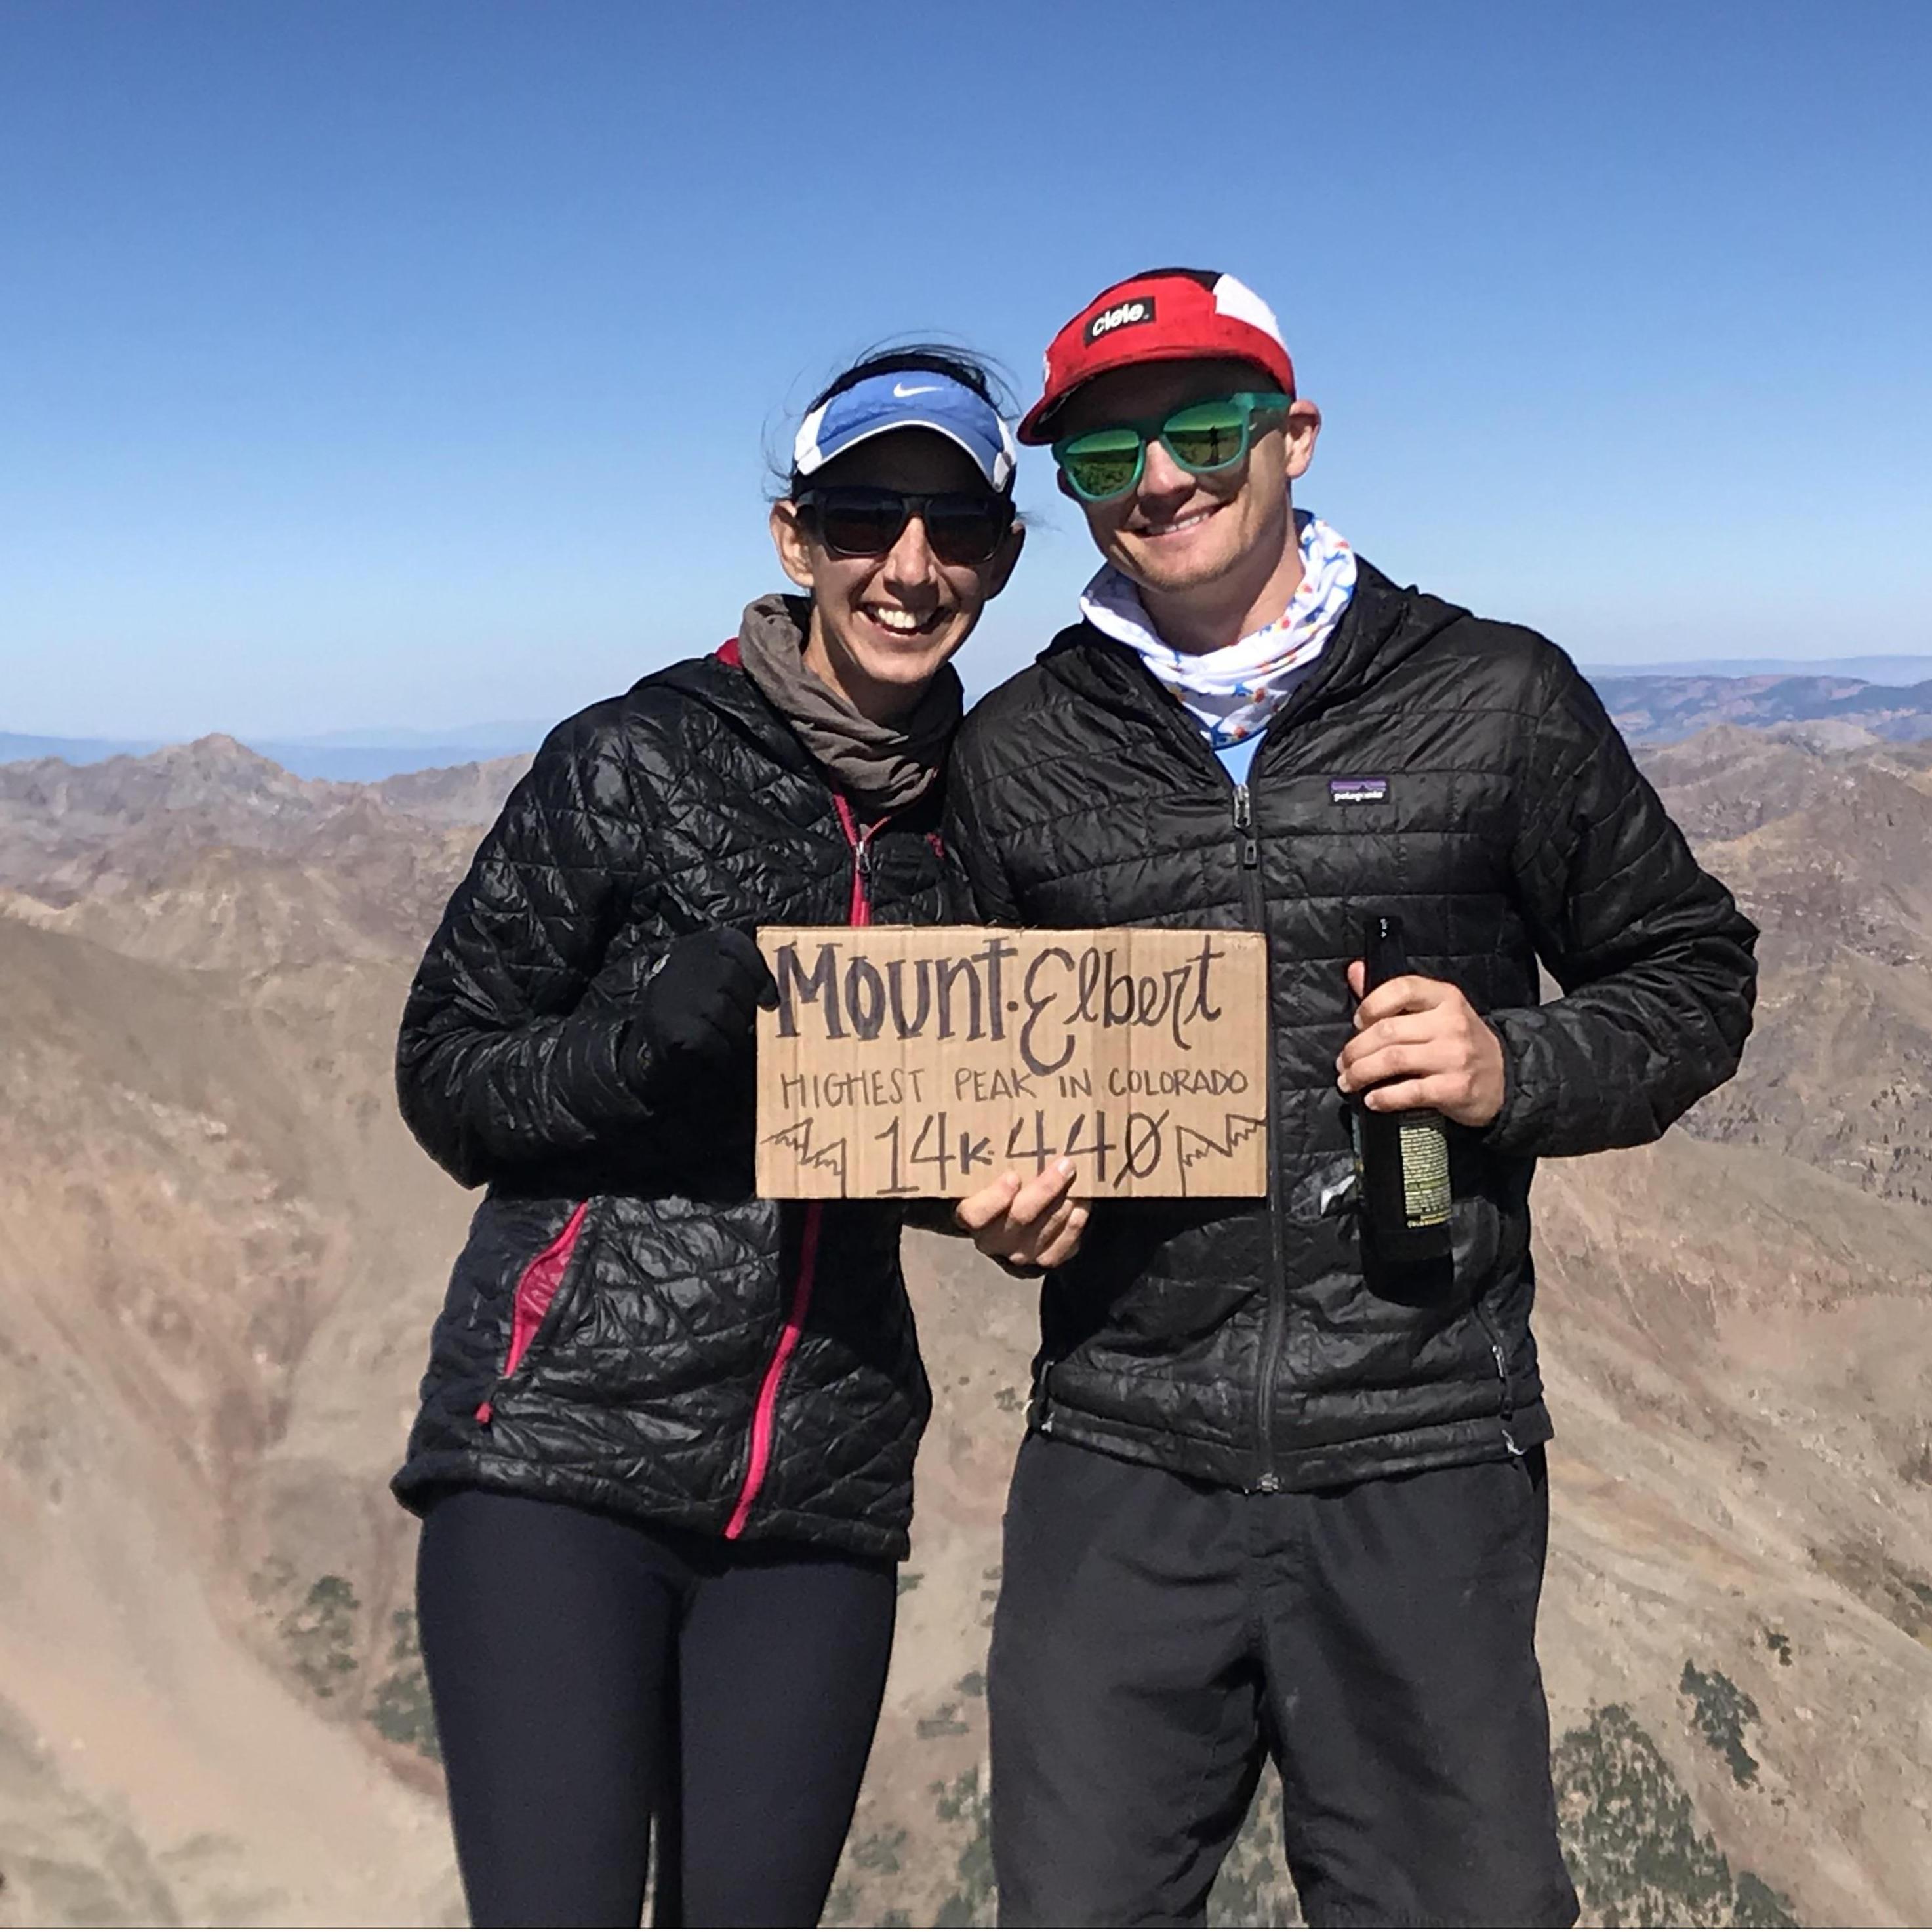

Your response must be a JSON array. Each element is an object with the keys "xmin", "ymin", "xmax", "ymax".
[{"xmin": 416, "ymin": 1488, "xmax": 897, "ymax": 1928}]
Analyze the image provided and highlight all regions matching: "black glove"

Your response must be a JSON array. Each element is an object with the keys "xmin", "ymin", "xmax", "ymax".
[{"xmin": 623, "ymin": 928, "xmax": 778, "ymax": 1091}]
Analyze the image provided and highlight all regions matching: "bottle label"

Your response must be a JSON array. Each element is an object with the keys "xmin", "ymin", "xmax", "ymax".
[{"xmin": 1398, "ymin": 1117, "xmax": 1451, "ymax": 1228}]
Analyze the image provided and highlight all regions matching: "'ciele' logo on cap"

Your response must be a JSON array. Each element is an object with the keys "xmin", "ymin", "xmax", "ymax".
[{"xmin": 1085, "ymin": 297, "xmax": 1157, "ymax": 344}]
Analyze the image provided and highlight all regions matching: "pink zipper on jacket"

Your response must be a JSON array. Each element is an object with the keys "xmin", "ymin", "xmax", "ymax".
[{"xmin": 723, "ymin": 788, "xmax": 879, "ymax": 1539}]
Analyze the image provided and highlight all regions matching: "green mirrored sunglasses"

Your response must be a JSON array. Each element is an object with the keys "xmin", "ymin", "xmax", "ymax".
[{"xmin": 1053, "ymin": 391, "xmax": 1292, "ymax": 503}]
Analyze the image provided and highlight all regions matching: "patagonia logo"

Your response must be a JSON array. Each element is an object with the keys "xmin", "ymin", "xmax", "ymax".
[
  {"xmin": 1329, "ymin": 776, "xmax": 1390, "ymax": 804},
  {"xmin": 1085, "ymin": 296, "xmax": 1156, "ymax": 343}
]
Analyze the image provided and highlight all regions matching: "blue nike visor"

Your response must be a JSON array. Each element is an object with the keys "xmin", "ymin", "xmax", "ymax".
[{"xmin": 794, "ymin": 372, "xmax": 1017, "ymax": 491}]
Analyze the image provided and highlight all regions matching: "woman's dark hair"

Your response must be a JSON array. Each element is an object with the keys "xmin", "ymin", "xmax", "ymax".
[{"xmin": 781, "ymin": 342, "xmax": 1016, "ymax": 499}]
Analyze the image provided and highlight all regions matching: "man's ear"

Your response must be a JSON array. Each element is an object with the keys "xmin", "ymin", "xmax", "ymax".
[
  {"xmin": 1054, "ymin": 466, "xmax": 1079, "ymax": 504},
  {"xmin": 1282, "ymin": 399, "xmax": 1323, "ymax": 482},
  {"xmin": 769, "ymin": 500, "xmax": 816, "ymax": 591}
]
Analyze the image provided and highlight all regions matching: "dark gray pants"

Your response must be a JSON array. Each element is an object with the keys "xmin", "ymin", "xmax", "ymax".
[{"xmin": 987, "ymin": 1434, "xmax": 1579, "ymax": 1929}]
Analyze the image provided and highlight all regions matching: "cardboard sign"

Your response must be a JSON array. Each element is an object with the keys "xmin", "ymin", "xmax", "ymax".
[{"xmin": 755, "ymin": 926, "xmax": 1268, "ymax": 1199}]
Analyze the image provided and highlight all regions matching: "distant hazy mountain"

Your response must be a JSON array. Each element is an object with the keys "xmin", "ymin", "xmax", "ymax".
[
  {"xmin": 11, "ymin": 656, "xmax": 1932, "ymax": 779},
  {"xmin": 1583, "ymin": 655, "xmax": 1932, "ymax": 684},
  {"xmin": 1592, "ymin": 673, "xmax": 1932, "ymax": 746},
  {"xmin": 0, "ymin": 728, "xmax": 546, "ymax": 782},
  {"xmin": 11, "ymin": 649, "xmax": 1932, "ymax": 776},
  {"xmin": 0, "ymin": 731, "xmax": 166, "ymax": 767}
]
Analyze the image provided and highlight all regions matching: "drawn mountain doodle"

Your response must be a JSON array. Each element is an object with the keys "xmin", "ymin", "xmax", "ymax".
[
  {"xmin": 1171, "ymin": 1112, "xmax": 1266, "ymax": 1196},
  {"xmin": 762, "ymin": 1117, "xmax": 849, "ymax": 1194}
]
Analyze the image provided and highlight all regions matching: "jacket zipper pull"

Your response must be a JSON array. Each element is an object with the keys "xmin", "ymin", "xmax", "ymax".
[
  {"xmin": 1484, "ymin": 1330, "xmax": 1522, "ymax": 1456},
  {"xmin": 846, "ymin": 815, "xmax": 878, "ymax": 927},
  {"xmin": 1233, "ymin": 784, "xmax": 1259, "ymax": 868}
]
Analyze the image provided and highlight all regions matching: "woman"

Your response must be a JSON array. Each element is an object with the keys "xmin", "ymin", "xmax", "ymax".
[{"xmin": 391, "ymin": 348, "xmax": 1064, "ymax": 1927}]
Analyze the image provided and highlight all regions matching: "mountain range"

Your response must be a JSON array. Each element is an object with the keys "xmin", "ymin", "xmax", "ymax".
[
  {"xmin": 0, "ymin": 731, "xmax": 540, "ymax": 788},
  {"xmin": 1592, "ymin": 675, "xmax": 1932, "ymax": 748},
  {"xmin": 8, "ymin": 654, "xmax": 1932, "ymax": 783},
  {"xmin": 0, "ymin": 720, "xmax": 1927, "ymax": 1926}
]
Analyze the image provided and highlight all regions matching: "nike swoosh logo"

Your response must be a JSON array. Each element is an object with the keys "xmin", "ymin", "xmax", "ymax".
[{"xmin": 892, "ymin": 382, "xmax": 940, "ymax": 398}]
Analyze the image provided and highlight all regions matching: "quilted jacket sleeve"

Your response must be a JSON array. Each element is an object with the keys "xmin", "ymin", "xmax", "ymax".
[
  {"xmin": 396, "ymin": 709, "xmax": 665, "ymax": 1187},
  {"xmin": 1481, "ymin": 650, "xmax": 1759, "ymax": 1160}
]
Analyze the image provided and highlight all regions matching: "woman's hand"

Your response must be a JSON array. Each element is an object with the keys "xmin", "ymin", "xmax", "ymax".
[
  {"xmin": 624, "ymin": 929, "xmax": 778, "ymax": 1087},
  {"xmin": 952, "ymin": 1159, "xmax": 1088, "ymax": 1276}
]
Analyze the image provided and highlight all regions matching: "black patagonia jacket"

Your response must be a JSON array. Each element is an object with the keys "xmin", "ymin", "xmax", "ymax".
[
  {"xmin": 944, "ymin": 559, "xmax": 1758, "ymax": 1492},
  {"xmin": 391, "ymin": 645, "xmax": 944, "ymax": 1560}
]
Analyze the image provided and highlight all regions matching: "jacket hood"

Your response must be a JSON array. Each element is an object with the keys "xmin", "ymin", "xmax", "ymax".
[{"xmin": 641, "ymin": 644, "xmax": 819, "ymax": 769}]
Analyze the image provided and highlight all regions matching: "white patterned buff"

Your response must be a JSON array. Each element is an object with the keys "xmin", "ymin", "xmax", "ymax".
[{"xmin": 1079, "ymin": 510, "xmax": 1359, "ymax": 749}]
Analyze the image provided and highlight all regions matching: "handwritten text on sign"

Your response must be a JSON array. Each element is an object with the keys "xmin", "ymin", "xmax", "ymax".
[{"xmin": 755, "ymin": 926, "xmax": 1267, "ymax": 1198}]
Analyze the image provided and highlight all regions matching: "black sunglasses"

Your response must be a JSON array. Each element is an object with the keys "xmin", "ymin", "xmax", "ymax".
[{"xmin": 794, "ymin": 487, "xmax": 1014, "ymax": 567}]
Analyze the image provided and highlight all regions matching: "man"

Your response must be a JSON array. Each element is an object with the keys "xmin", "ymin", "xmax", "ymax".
[{"xmin": 946, "ymin": 268, "xmax": 1758, "ymax": 1927}]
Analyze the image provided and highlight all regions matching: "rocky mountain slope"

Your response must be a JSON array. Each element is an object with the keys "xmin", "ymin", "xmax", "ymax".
[{"xmin": 0, "ymin": 729, "xmax": 1926, "ymax": 1926}]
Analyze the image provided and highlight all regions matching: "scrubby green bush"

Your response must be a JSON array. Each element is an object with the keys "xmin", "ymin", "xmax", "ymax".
[
  {"xmin": 1680, "ymin": 1660, "xmax": 1761, "ymax": 1787},
  {"xmin": 1553, "ymin": 1703, "xmax": 1794, "ymax": 1928},
  {"xmin": 367, "ymin": 1607, "xmax": 441, "ymax": 1763},
  {"xmin": 279, "ymin": 1574, "xmax": 359, "ymax": 1700}
]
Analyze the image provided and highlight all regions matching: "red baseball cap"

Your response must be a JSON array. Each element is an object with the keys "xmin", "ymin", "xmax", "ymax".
[{"xmin": 1017, "ymin": 268, "xmax": 1297, "ymax": 446}]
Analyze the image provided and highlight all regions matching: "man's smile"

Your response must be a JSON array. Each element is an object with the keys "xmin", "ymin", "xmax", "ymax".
[{"xmin": 1129, "ymin": 502, "xmax": 1223, "ymax": 540}]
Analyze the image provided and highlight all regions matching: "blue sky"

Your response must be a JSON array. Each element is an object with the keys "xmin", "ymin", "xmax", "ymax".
[{"xmin": 2, "ymin": 0, "xmax": 1927, "ymax": 740}]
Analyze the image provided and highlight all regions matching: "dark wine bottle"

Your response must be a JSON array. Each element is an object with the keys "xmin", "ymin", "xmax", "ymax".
[{"xmin": 1352, "ymin": 914, "xmax": 1453, "ymax": 1268}]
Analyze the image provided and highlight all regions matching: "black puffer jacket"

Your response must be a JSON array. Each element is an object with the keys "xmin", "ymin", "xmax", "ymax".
[
  {"xmin": 392, "ymin": 645, "xmax": 944, "ymax": 1560},
  {"xmin": 944, "ymin": 559, "xmax": 1757, "ymax": 1492}
]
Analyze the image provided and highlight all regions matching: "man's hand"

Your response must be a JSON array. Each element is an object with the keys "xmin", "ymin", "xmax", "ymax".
[
  {"xmin": 1336, "ymin": 961, "xmax": 1505, "ymax": 1128},
  {"xmin": 953, "ymin": 1159, "xmax": 1088, "ymax": 1275}
]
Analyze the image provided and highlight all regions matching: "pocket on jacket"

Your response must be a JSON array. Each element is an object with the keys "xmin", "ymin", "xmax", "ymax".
[{"xmin": 475, "ymin": 1199, "xmax": 594, "ymax": 1422}]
